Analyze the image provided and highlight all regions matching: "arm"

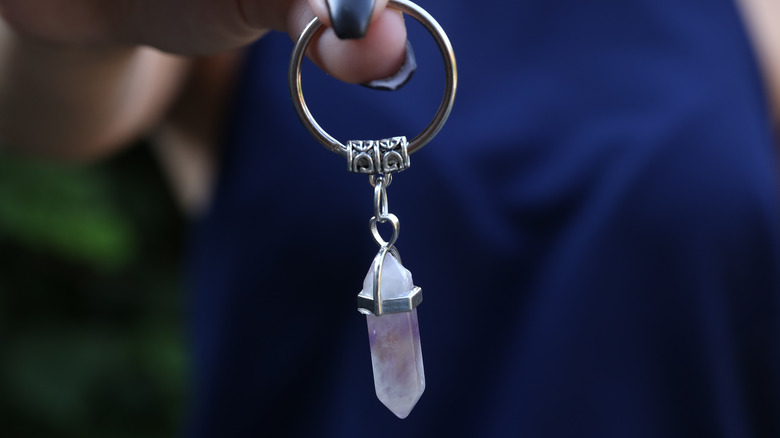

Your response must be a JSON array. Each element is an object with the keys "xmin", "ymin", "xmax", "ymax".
[
  {"xmin": 737, "ymin": 0, "xmax": 780, "ymax": 124},
  {"xmin": 0, "ymin": 23, "xmax": 190, "ymax": 160},
  {"xmin": 0, "ymin": 0, "xmax": 406, "ymax": 161}
]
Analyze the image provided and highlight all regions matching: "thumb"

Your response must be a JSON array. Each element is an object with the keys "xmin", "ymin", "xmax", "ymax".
[{"xmin": 287, "ymin": 0, "xmax": 407, "ymax": 84}]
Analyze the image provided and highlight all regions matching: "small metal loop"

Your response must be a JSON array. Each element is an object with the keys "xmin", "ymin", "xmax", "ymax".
[
  {"xmin": 289, "ymin": 0, "xmax": 457, "ymax": 157},
  {"xmin": 369, "ymin": 213, "xmax": 400, "ymax": 247},
  {"xmin": 369, "ymin": 173, "xmax": 392, "ymax": 188},
  {"xmin": 373, "ymin": 176, "xmax": 390, "ymax": 218}
]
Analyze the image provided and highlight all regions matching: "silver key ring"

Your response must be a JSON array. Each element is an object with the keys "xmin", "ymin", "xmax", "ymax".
[{"xmin": 289, "ymin": 0, "xmax": 457, "ymax": 157}]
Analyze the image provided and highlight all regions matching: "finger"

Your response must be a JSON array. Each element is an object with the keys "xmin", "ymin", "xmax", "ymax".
[
  {"xmin": 289, "ymin": 0, "xmax": 406, "ymax": 84},
  {"xmin": 306, "ymin": 0, "xmax": 388, "ymax": 29},
  {"xmin": 307, "ymin": 0, "xmax": 389, "ymax": 39}
]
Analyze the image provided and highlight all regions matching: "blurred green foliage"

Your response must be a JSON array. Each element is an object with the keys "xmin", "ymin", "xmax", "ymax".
[{"xmin": 0, "ymin": 143, "xmax": 186, "ymax": 438}]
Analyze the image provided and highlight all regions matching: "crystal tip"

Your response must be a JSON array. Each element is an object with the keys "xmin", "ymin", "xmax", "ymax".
[{"xmin": 380, "ymin": 382, "xmax": 425, "ymax": 419}]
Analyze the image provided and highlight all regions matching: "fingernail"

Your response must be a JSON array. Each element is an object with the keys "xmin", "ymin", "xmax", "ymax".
[
  {"xmin": 326, "ymin": 0, "xmax": 376, "ymax": 39},
  {"xmin": 362, "ymin": 41, "xmax": 417, "ymax": 91}
]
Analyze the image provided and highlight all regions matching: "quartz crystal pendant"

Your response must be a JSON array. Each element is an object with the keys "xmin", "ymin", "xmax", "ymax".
[{"xmin": 358, "ymin": 253, "xmax": 425, "ymax": 418}]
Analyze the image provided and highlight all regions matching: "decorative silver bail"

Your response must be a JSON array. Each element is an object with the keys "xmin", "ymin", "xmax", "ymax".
[{"xmin": 347, "ymin": 136, "xmax": 410, "ymax": 174}]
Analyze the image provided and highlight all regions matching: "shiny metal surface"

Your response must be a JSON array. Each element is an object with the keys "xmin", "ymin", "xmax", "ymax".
[
  {"xmin": 347, "ymin": 136, "xmax": 410, "ymax": 175},
  {"xmin": 289, "ymin": 0, "xmax": 457, "ymax": 157}
]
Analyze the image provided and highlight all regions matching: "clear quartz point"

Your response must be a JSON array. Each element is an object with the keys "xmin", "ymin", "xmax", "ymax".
[{"xmin": 358, "ymin": 253, "xmax": 425, "ymax": 418}]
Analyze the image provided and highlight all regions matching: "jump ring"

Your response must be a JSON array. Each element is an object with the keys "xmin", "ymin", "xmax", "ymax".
[
  {"xmin": 369, "ymin": 173, "xmax": 392, "ymax": 188},
  {"xmin": 289, "ymin": 0, "xmax": 457, "ymax": 157},
  {"xmin": 369, "ymin": 213, "xmax": 400, "ymax": 247},
  {"xmin": 372, "ymin": 176, "xmax": 391, "ymax": 217}
]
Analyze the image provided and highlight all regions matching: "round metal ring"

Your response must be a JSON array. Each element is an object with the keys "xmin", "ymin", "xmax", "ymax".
[{"xmin": 289, "ymin": 0, "xmax": 457, "ymax": 157}]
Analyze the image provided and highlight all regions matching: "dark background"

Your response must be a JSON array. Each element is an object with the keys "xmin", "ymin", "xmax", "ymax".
[{"xmin": 0, "ymin": 142, "xmax": 185, "ymax": 438}]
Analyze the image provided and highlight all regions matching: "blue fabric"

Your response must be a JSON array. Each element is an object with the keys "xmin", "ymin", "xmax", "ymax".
[{"xmin": 187, "ymin": 0, "xmax": 780, "ymax": 436}]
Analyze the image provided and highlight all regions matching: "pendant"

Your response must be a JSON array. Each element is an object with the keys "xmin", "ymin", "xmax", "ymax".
[
  {"xmin": 288, "ymin": 0, "xmax": 457, "ymax": 418},
  {"xmin": 355, "ymin": 173, "xmax": 425, "ymax": 418},
  {"xmin": 358, "ymin": 252, "xmax": 425, "ymax": 419}
]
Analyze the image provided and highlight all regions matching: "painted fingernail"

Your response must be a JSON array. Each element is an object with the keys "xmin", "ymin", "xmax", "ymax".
[
  {"xmin": 326, "ymin": 0, "xmax": 376, "ymax": 39},
  {"xmin": 362, "ymin": 41, "xmax": 417, "ymax": 91}
]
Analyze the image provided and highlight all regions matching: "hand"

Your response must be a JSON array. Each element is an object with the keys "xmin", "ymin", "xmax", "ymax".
[{"xmin": 0, "ymin": 0, "xmax": 407, "ymax": 83}]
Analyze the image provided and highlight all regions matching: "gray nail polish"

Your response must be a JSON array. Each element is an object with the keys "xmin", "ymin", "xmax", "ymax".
[
  {"xmin": 362, "ymin": 41, "xmax": 417, "ymax": 91},
  {"xmin": 326, "ymin": 0, "xmax": 376, "ymax": 40}
]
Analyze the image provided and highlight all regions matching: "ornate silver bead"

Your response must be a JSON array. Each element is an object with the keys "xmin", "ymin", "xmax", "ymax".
[{"xmin": 347, "ymin": 136, "xmax": 410, "ymax": 175}]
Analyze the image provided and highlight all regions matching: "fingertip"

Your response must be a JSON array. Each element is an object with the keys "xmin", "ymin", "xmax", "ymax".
[
  {"xmin": 306, "ymin": 0, "xmax": 389, "ymax": 29},
  {"xmin": 313, "ymin": 9, "xmax": 406, "ymax": 83},
  {"xmin": 306, "ymin": 0, "xmax": 332, "ymax": 26},
  {"xmin": 373, "ymin": 0, "xmax": 391, "ymax": 20},
  {"xmin": 290, "ymin": 1, "xmax": 407, "ymax": 84}
]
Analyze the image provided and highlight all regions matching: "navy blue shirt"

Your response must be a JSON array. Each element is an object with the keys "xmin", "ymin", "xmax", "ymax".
[{"xmin": 187, "ymin": 0, "xmax": 780, "ymax": 436}]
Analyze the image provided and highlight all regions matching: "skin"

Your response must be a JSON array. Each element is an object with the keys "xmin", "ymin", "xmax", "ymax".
[
  {"xmin": 736, "ymin": 0, "xmax": 780, "ymax": 121},
  {"xmin": 0, "ymin": 0, "xmax": 407, "ymax": 159},
  {"xmin": 0, "ymin": 0, "xmax": 776, "ymax": 210}
]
